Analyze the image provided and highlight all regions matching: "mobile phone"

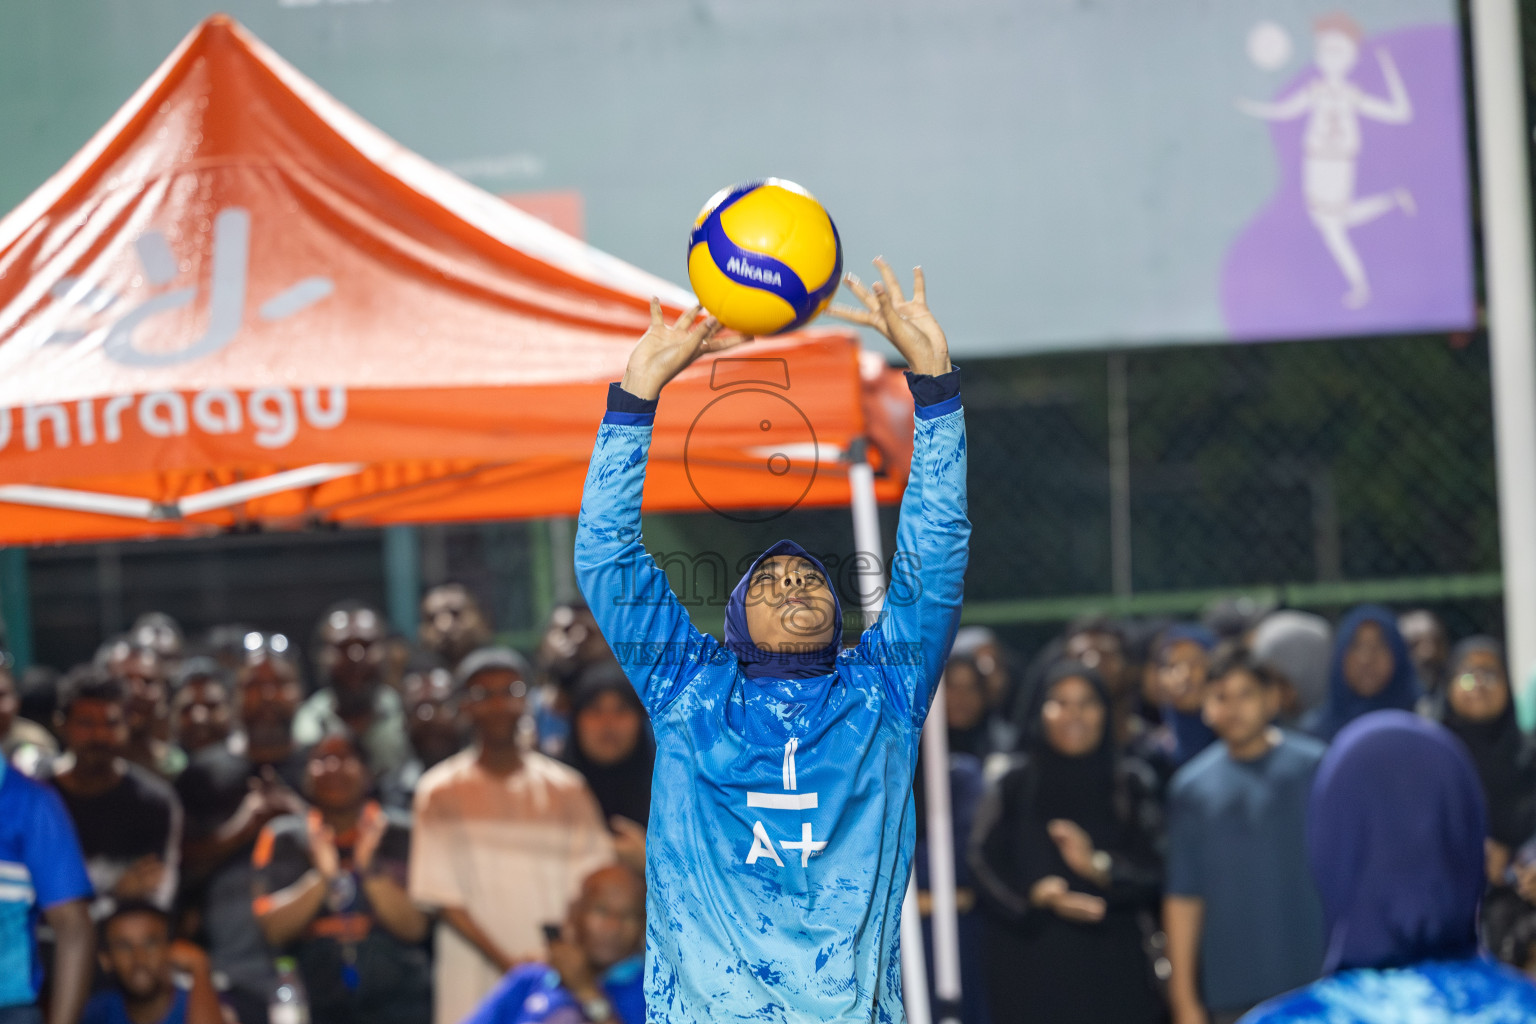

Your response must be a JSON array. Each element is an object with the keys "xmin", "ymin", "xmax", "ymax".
[{"xmin": 542, "ymin": 923, "xmax": 562, "ymax": 944}]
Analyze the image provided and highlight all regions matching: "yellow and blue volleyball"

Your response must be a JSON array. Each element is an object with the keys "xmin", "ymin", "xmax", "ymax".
[{"xmin": 686, "ymin": 179, "xmax": 843, "ymax": 336}]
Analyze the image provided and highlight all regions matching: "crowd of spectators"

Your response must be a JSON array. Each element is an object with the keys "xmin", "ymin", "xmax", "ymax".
[
  {"xmin": 1, "ymin": 584, "xmax": 1533, "ymax": 1024},
  {"xmin": 0, "ymin": 585, "xmax": 644, "ymax": 1024},
  {"xmin": 920, "ymin": 603, "xmax": 1536, "ymax": 1023}
]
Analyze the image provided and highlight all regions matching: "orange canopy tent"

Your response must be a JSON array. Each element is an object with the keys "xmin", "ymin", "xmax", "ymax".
[{"xmin": 0, "ymin": 15, "xmax": 912, "ymax": 547}]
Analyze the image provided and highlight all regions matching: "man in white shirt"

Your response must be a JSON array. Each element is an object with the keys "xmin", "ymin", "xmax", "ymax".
[{"xmin": 409, "ymin": 647, "xmax": 614, "ymax": 1024}]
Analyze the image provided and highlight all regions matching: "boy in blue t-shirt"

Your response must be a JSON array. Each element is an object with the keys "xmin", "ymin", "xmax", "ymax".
[
  {"xmin": 81, "ymin": 902, "xmax": 220, "ymax": 1024},
  {"xmin": 1164, "ymin": 644, "xmax": 1327, "ymax": 1024},
  {"xmin": 0, "ymin": 759, "xmax": 94, "ymax": 1024}
]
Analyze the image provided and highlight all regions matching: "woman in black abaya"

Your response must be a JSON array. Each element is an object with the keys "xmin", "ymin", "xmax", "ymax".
[
  {"xmin": 562, "ymin": 660, "xmax": 655, "ymax": 827},
  {"xmin": 1433, "ymin": 637, "xmax": 1536, "ymax": 852},
  {"xmin": 969, "ymin": 662, "xmax": 1165, "ymax": 1024}
]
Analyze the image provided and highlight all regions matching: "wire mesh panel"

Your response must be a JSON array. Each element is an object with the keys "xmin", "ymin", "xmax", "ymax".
[
  {"xmin": 957, "ymin": 330, "xmax": 1501, "ymax": 643},
  {"xmin": 1, "ymin": 331, "xmax": 1504, "ymax": 668}
]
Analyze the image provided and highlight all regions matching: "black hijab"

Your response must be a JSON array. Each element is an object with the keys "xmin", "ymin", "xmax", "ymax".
[
  {"xmin": 1435, "ymin": 636, "xmax": 1534, "ymax": 847},
  {"xmin": 943, "ymin": 653, "xmax": 993, "ymax": 759},
  {"xmin": 1013, "ymin": 662, "xmax": 1122, "ymax": 887},
  {"xmin": 1028, "ymin": 663, "xmax": 1119, "ymax": 835},
  {"xmin": 562, "ymin": 661, "xmax": 655, "ymax": 827}
]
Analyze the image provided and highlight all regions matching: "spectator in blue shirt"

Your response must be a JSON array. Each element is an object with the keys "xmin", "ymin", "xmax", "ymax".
[
  {"xmin": 0, "ymin": 757, "xmax": 95, "ymax": 1024},
  {"xmin": 463, "ymin": 865, "xmax": 646, "ymax": 1024},
  {"xmin": 81, "ymin": 902, "xmax": 221, "ymax": 1024},
  {"xmin": 1165, "ymin": 644, "xmax": 1327, "ymax": 1024}
]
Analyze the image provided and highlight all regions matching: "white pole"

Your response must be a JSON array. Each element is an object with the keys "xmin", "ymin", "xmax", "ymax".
[
  {"xmin": 849, "ymin": 438, "xmax": 933, "ymax": 1019},
  {"xmin": 1471, "ymin": 0, "xmax": 1536, "ymax": 726},
  {"xmin": 899, "ymin": 870, "xmax": 932, "ymax": 1024},
  {"xmin": 922, "ymin": 681, "xmax": 963, "ymax": 1024},
  {"xmin": 850, "ymin": 435, "xmax": 958, "ymax": 1022},
  {"xmin": 848, "ymin": 438, "xmax": 886, "ymax": 620}
]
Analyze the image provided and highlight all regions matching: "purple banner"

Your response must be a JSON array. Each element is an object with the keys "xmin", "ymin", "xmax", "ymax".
[{"xmin": 1221, "ymin": 21, "xmax": 1475, "ymax": 341}]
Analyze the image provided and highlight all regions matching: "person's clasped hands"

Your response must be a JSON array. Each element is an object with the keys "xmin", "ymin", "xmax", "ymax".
[{"xmin": 1026, "ymin": 819, "xmax": 1110, "ymax": 924}]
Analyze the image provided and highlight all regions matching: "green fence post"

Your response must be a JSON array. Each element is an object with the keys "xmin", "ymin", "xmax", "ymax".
[
  {"xmin": 0, "ymin": 548, "xmax": 32, "ymax": 670},
  {"xmin": 382, "ymin": 526, "xmax": 422, "ymax": 639},
  {"xmin": 527, "ymin": 520, "xmax": 555, "ymax": 631}
]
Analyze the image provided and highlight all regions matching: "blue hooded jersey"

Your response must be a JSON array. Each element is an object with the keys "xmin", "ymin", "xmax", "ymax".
[
  {"xmin": 574, "ymin": 379, "xmax": 968, "ymax": 1024},
  {"xmin": 1243, "ymin": 713, "xmax": 1536, "ymax": 1022}
]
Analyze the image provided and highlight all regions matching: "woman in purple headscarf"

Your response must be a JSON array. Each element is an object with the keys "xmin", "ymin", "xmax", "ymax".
[
  {"xmin": 1301, "ymin": 605, "xmax": 1420, "ymax": 743},
  {"xmin": 1242, "ymin": 710, "xmax": 1536, "ymax": 1023}
]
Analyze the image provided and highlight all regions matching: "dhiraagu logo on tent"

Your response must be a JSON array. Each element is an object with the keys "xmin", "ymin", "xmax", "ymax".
[
  {"xmin": 45, "ymin": 206, "xmax": 333, "ymax": 367},
  {"xmin": 0, "ymin": 205, "xmax": 346, "ymax": 454}
]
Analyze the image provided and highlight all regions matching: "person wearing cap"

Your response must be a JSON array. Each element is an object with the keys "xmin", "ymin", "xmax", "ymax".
[
  {"xmin": 1250, "ymin": 611, "xmax": 1332, "ymax": 727},
  {"xmin": 408, "ymin": 647, "xmax": 613, "ymax": 1024},
  {"xmin": 573, "ymin": 261, "xmax": 968, "ymax": 1024}
]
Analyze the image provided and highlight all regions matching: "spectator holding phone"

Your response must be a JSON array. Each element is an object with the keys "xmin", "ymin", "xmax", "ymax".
[{"xmin": 462, "ymin": 865, "xmax": 646, "ymax": 1024}]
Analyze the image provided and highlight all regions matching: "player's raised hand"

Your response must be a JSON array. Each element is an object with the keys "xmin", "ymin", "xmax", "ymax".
[
  {"xmin": 829, "ymin": 258, "xmax": 951, "ymax": 377},
  {"xmin": 621, "ymin": 300, "xmax": 748, "ymax": 401}
]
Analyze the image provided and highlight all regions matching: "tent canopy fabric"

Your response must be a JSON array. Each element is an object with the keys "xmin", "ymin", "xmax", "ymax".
[{"xmin": 0, "ymin": 15, "xmax": 911, "ymax": 546}]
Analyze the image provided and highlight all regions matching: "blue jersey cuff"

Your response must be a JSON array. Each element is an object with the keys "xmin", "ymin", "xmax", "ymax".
[
  {"xmin": 603, "ymin": 382, "xmax": 658, "ymax": 426},
  {"xmin": 908, "ymin": 367, "xmax": 962, "ymax": 420}
]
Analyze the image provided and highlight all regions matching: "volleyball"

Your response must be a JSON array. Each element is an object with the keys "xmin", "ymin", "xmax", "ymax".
[{"xmin": 686, "ymin": 179, "xmax": 843, "ymax": 336}]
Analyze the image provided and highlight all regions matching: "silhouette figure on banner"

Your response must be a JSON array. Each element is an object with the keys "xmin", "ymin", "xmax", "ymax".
[{"xmin": 1238, "ymin": 14, "xmax": 1413, "ymax": 310}]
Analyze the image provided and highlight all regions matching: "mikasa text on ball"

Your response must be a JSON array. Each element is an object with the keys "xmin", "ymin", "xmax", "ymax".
[{"xmin": 687, "ymin": 179, "xmax": 843, "ymax": 336}]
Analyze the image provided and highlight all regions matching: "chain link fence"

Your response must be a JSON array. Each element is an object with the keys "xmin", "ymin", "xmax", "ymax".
[
  {"xmin": 955, "ymin": 330, "xmax": 1502, "ymax": 653},
  {"xmin": 8, "ymin": 330, "xmax": 1504, "ymax": 671},
  {"xmin": 635, "ymin": 329, "xmax": 1504, "ymax": 657}
]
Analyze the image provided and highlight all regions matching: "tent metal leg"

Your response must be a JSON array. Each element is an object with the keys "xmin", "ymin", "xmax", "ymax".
[{"xmin": 383, "ymin": 525, "xmax": 421, "ymax": 637}]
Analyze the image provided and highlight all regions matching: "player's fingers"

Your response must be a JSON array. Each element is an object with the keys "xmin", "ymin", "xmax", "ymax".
[
  {"xmin": 873, "ymin": 257, "xmax": 907, "ymax": 304},
  {"xmin": 650, "ymin": 297, "xmax": 664, "ymax": 329},
  {"xmin": 690, "ymin": 320, "xmax": 721, "ymax": 356},
  {"xmin": 711, "ymin": 333, "xmax": 755, "ymax": 353},
  {"xmin": 873, "ymin": 283, "xmax": 902, "ymax": 322},
  {"xmin": 826, "ymin": 303, "xmax": 881, "ymax": 327},
  {"xmin": 912, "ymin": 266, "xmax": 926, "ymax": 305},
  {"xmin": 673, "ymin": 304, "xmax": 703, "ymax": 333},
  {"xmin": 843, "ymin": 273, "xmax": 880, "ymax": 313}
]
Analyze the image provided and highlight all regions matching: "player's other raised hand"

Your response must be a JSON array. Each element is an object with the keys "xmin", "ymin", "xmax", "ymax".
[
  {"xmin": 620, "ymin": 300, "xmax": 751, "ymax": 401},
  {"xmin": 830, "ymin": 258, "xmax": 951, "ymax": 377}
]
